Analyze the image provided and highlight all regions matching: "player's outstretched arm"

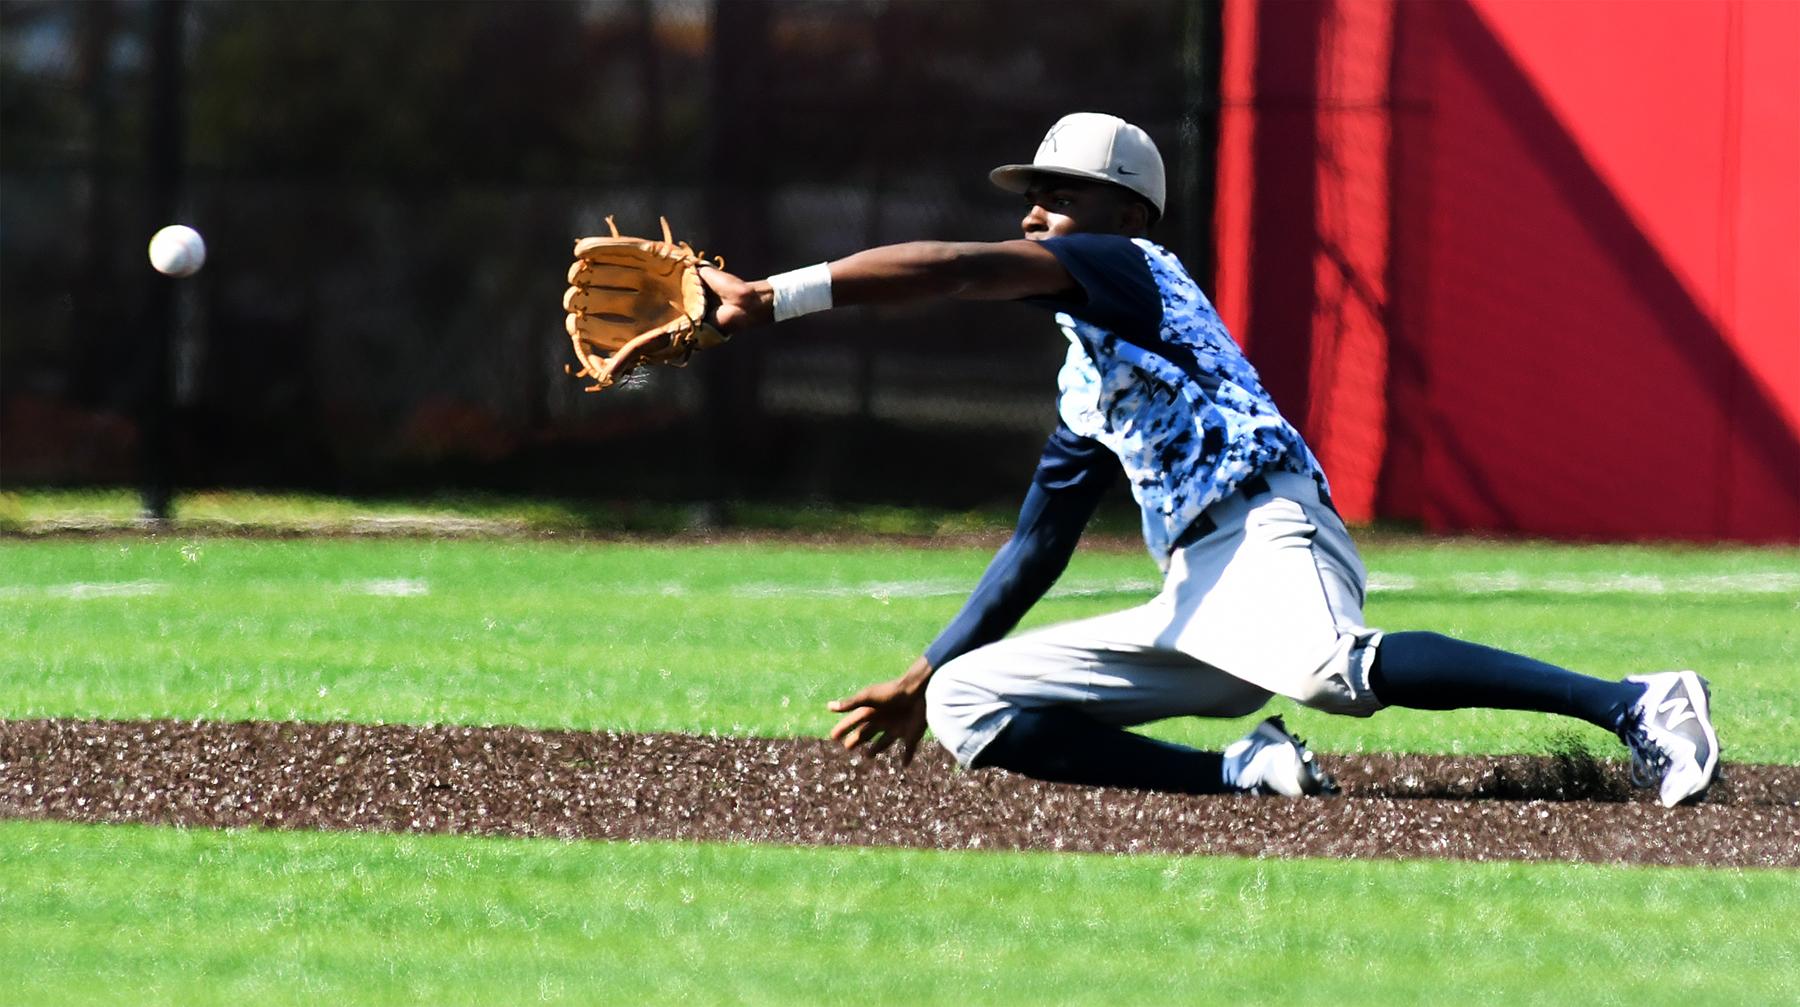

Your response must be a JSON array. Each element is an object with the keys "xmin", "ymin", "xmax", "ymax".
[{"xmin": 701, "ymin": 240, "xmax": 1075, "ymax": 333}]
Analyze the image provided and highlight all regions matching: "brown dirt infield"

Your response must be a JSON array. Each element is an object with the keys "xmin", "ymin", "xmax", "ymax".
[{"xmin": 3, "ymin": 718, "xmax": 1795, "ymax": 868}]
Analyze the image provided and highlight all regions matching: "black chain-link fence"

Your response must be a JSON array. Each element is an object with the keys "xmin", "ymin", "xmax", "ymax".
[{"xmin": 2, "ymin": 0, "xmax": 1218, "ymax": 510}]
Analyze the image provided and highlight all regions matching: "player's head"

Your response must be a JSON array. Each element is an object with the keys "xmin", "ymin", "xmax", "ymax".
[
  {"xmin": 1014, "ymin": 177, "xmax": 1153, "ymax": 240},
  {"xmin": 990, "ymin": 112, "xmax": 1165, "ymax": 239}
]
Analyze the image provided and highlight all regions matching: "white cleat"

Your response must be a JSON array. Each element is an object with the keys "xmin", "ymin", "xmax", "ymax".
[
  {"xmin": 1619, "ymin": 671, "xmax": 1720, "ymax": 808},
  {"xmin": 1223, "ymin": 716, "xmax": 1338, "ymax": 797}
]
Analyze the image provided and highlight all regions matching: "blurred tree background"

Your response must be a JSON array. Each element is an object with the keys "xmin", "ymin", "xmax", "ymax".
[{"xmin": 0, "ymin": 0, "xmax": 1217, "ymax": 510}]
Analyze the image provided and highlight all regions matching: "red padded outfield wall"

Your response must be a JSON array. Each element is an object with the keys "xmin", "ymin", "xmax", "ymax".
[{"xmin": 1215, "ymin": 0, "xmax": 1800, "ymax": 541}]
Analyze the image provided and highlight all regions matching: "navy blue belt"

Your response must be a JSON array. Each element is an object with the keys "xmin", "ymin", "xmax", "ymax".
[{"xmin": 1173, "ymin": 473, "xmax": 1337, "ymax": 549}]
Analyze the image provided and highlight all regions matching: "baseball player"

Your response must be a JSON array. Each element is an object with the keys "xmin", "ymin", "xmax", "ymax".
[{"xmin": 698, "ymin": 112, "xmax": 1721, "ymax": 807}]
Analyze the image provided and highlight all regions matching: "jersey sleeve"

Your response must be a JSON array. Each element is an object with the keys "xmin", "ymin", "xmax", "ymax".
[
  {"xmin": 923, "ymin": 423, "xmax": 1115, "ymax": 669},
  {"xmin": 1025, "ymin": 233, "xmax": 1163, "ymax": 338}
]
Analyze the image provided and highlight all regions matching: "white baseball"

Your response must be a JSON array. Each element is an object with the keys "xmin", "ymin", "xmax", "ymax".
[{"xmin": 148, "ymin": 225, "xmax": 207, "ymax": 277}]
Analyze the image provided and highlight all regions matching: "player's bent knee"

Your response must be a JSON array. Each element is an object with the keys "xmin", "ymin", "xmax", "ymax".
[
  {"xmin": 1283, "ymin": 632, "xmax": 1385, "ymax": 717},
  {"xmin": 922, "ymin": 667, "xmax": 956, "ymax": 736},
  {"xmin": 1290, "ymin": 679, "xmax": 1380, "ymax": 717},
  {"xmin": 924, "ymin": 654, "xmax": 1020, "ymax": 769},
  {"xmin": 922, "ymin": 654, "xmax": 972, "ymax": 722}
]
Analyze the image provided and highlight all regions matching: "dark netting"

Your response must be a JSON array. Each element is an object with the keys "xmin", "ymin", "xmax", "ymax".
[{"xmin": 1, "ymin": 0, "xmax": 1219, "ymax": 511}]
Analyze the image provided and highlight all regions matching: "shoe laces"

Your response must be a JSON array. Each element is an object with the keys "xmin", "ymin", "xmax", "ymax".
[
  {"xmin": 1280, "ymin": 719, "xmax": 1315, "ymax": 760},
  {"xmin": 1618, "ymin": 709, "xmax": 1667, "ymax": 789},
  {"xmin": 1276, "ymin": 720, "xmax": 1340, "ymax": 796}
]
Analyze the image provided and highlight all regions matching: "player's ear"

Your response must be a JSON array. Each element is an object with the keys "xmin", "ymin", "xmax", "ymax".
[{"xmin": 1119, "ymin": 197, "xmax": 1151, "ymax": 236}]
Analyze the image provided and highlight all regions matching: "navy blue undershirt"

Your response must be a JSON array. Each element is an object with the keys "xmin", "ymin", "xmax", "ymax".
[
  {"xmin": 923, "ymin": 235, "xmax": 1160, "ymax": 669},
  {"xmin": 923, "ymin": 423, "xmax": 1114, "ymax": 669},
  {"xmin": 1022, "ymin": 232, "xmax": 1163, "ymax": 338}
]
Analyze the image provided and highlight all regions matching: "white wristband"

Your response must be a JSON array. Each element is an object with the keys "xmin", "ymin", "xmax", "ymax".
[{"xmin": 767, "ymin": 263, "xmax": 833, "ymax": 322}]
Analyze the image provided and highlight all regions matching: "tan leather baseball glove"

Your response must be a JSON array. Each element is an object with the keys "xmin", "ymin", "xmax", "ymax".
[{"xmin": 563, "ymin": 216, "xmax": 727, "ymax": 392}]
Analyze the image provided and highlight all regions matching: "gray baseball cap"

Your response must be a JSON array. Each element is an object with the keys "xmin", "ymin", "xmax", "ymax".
[{"xmin": 989, "ymin": 112, "xmax": 1167, "ymax": 215}]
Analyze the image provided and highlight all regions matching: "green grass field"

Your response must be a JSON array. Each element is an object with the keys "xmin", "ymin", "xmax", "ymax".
[
  {"xmin": 3, "ymin": 535, "xmax": 1795, "ymax": 758},
  {"xmin": 5, "ymin": 820, "xmax": 1796, "ymax": 1006},
  {"xmin": 3, "ymin": 522, "xmax": 1798, "ymax": 1004}
]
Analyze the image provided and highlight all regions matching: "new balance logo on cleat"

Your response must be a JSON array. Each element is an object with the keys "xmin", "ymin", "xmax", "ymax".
[
  {"xmin": 1620, "ymin": 670, "xmax": 1720, "ymax": 807},
  {"xmin": 1656, "ymin": 696, "xmax": 1697, "ymax": 730}
]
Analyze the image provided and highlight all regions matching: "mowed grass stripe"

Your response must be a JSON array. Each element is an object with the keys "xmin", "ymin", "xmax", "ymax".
[
  {"xmin": 2, "ymin": 537, "xmax": 1796, "ymax": 760},
  {"xmin": 11, "ymin": 568, "xmax": 1800, "ymax": 601},
  {"xmin": 2, "ymin": 819, "xmax": 1796, "ymax": 1006}
]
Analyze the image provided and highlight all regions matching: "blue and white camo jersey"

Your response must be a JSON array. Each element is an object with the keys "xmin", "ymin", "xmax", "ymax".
[
  {"xmin": 923, "ymin": 232, "xmax": 1324, "ymax": 669},
  {"xmin": 1035, "ymin": 232, "xmax": 1324, "ymax": 568}
]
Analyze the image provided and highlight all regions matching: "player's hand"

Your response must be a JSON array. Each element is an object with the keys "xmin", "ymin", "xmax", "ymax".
[
  {"xmin": 697, "ymin": 264, "xmax": 773, "ymax": 334},
  {"xmin": 827, "ymin": 656, "xmax": 934, "ymax": 766}
]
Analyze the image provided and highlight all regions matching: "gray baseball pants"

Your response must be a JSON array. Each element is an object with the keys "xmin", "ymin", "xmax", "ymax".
[{"xmin": 925, "ymin": 471, "xmax": 1386, "ymax": 768}]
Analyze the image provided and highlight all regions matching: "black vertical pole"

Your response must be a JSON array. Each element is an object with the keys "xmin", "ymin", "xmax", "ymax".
[
  {"xmin": 634, "ymin": 0, "xmax": 665, "ymax": 200},
  {"xmin": 699, "ymin": 0, "xmax": 771, "ymax": 513},
  {"xmin": 1181, "ymin": 0, "xmax": 1225, "ymax": 293},
  {"xmin": 74, "ymin": 0, "xmax": 118, "ymax": 406},
  {"xmin": 141, "ymin": 0, "xmax": 185, "ymax": 521}
]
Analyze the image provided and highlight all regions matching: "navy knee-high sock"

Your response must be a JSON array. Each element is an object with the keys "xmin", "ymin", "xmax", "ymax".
[
  {"xmin": 1368, "ymin": 631, "xmax": 1641, "ymax": 732},
  {"xmin": 971, "ymin": 706, "xmax": 1230, "ymax": 794}
]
